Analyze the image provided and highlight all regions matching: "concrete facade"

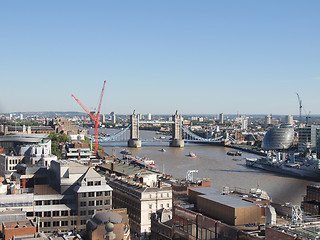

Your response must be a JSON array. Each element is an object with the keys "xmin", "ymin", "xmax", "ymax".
[{"xmin": 105, "ymin": 173, "xmax": 172, "ymax": 237}]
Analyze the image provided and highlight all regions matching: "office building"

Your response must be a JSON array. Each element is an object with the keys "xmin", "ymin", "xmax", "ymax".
[
  {"xmin": 219, "ymin": 113, "xmax": 224, "ymax": 124},
  {"xmin": 298, "ymin": 125, "xmax": 320, "ymax": 152}
]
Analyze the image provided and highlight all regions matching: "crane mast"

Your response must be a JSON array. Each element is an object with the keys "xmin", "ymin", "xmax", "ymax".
[
  {"xmin": 72, "ymin": 80, "xmax": 107, "ymax": 154},
  {"xmin": 296, "ymin": 93, "xmax": 302, "ymax": 125}
]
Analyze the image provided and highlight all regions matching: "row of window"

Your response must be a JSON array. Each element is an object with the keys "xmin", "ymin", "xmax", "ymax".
[
  {"xmin": 7, "ymin": 159, "xmax": 20, "ymax": 165},
  {"xmin": 87, "ymin": 181, "xmax": 101, "ymax": 186},
  {"xmin": 149, "ymin": 203, "xmax": 170, "ymax": 209},
  {"xmin": 79, "ymin": 209, "xmax": 95, "ymax": 216},
  {"xmin": 149, "ymin": 192, "xmax": 171, "ymax": 198},
  {"xmin": 41, "ymin": 220, "xmax": 86, "ymax": 228},
  {"xmin": 35, "ymin": 210, "xmax": 69, "ymax": 217},
  {"xmin": 80, "ymin": 191, "xmax": 110, "ymax": 198},
  {"xmin": 35, "ymin": 199, "xmax": 73, "ymax": 206},
  {"xmin": 80, "ymin": 199, "xmax": 110, "ymax": 207}
]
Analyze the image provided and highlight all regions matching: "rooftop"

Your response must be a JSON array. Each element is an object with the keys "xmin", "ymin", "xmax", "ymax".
[
  {"xmin": 0, "ymin": 134, "xmax": 48, "ymax": 143},
  {"xmin": 199, "ymin": 194, "xmax": 256, "ymax": 208},
  {"xmin": 3, "ymin": 219, "xmax": 35, "ymax": 229},
  {"xmin": 190, "ymin": 187, "xmax": 256, "ymax": 208}
]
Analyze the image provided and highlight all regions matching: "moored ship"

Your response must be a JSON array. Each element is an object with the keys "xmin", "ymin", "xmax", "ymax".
[{"xmin": 246, "ymin": 152, "xmax": 320, "ymax": 181}]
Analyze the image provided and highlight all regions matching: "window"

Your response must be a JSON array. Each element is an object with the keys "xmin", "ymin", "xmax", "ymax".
[
  {"xmin": 44, "ymin": 200, "xmax": 50, "ymax": 205},
  {"xmin": 61, "ymin": 221, "xmax": 68, "ymax": 226},
  {"xmin": 167, "ymin": 193, "xmax": 170, "ymax": 197},
  {"xmin": 95, "ymin": 181, "xmax": 101, "ymax": 185},
  {"xmin": 149, "ymin": 204, "xmax": 152, "ymax": 209},
  {"xmin": 88, "ymin": 192, "xmax": 94, "ymax": 197},
  {"xmin": 104, "ymin": 199, "xmax": 110, "ymax": 205},
  {"xmin": 104, "ymin": 191, "xmax": 110, "ymax": 196},
  {"xmin": 35, "ymin": 212, "xmax": 42, "ymax": 217},
  {"xmin": 87, "ymin": 181, "xmax": 94, "ymax": 186},
  {"xmin": 53, "ymin": 200, "xmax": 59, "ymax": 205},
  {"xmin": 53, "ymin": 211, "xmax": 59, "ymax": 217},
  {"xmin": 89, "ymin": 201, "xmax": 95, "ymax": 206},
  {"xmin": 96, "ymin": 200, "xmax": 102, "ymax": 206},
  {"xmin": 149, "ymin": 213, "xmax": 152, "ymax": 220},
  {"xmin": 80, "ymin": 210, "xmax": 86, "ymax": 216},
  {"xmin": 71, "ymin": 220, "xmax": 77, "ymax": 226},
  {"xmin": 53, "ymin": 221, "xmax": 59, "ymax": 227},
  {"xmin": 44, "ymin": 222, "xmax": 51, "ymax": 227},
  {"xmin": 35, "ymin": 201, "xmax": 42, "ymax": 206},
  {"xmin": 61, "ymin": 210, "xmax": 68, "ymax": 216},
  {"xmin": 88, "ymin": 210, "xmax": 94, "ymax": 215},
  {"xmin": 167, "ymin": 203, "xmax": 170, "ymax": 208},
  {"xmin": 81, "ymin": 220, "xmax": 86, "ymax": 225},
  {"xmin": 96, "ymin": 192, "xmax": 102, "ymax": 197},
  {"xmin": 160, "ymin": 204, "xmax": 163, "ymax": 208},
  {"xmin": 80, "ymin": 202, "xmax": 86, "ymax": 207},
  {"xmin": 81, "ymin": 193, "xmax": 86, "ymax": 198},
  {"xmin": 44, "ymin": 211, "xmax": 51, "ymax": 217}
]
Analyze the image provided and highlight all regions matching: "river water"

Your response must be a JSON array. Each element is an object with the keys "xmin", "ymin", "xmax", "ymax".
[{"xmin": 98, "ymin": 128, "xmax": 318, "ymax": 205}]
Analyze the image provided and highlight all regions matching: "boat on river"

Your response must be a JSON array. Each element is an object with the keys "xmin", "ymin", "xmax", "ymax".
[
  {"xmin": 246, "ymin": 152, "xmax": 320, "ymax": 180},
  {"xmin": 188, "ymin": 152, "xmax": 196, "ymax": 158},
  {"xmin": 227, "ymin": 151, "xmax": 242, "ymax": 156}
]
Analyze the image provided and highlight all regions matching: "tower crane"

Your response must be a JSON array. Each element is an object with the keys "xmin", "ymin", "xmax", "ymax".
[
  {"xmin": 72, "ymin": 80, "xmax": 106, "ymax": 154},
  {"xmin": 296, "ymin": 93, "xmax": 302, "ymax": 125}
]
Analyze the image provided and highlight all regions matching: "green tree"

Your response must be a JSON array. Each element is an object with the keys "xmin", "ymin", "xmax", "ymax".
[{"xmin": 47, "ymin": 132, "xmax": 69, "ymax": 159}]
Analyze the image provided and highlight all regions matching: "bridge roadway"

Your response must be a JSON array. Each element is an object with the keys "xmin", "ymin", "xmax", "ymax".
[{"xmin": 139, "ymin": 121, "xmax": 174, "ymax": 124}]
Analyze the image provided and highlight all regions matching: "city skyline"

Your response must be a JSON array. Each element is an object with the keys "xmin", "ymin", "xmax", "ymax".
[{"xmin": 1, "ymin": 1, "xmax": 320, "ymax": 115}]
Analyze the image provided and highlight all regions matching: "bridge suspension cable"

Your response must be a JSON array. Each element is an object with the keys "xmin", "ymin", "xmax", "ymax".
[
  {"xmin": 181, "ymin": 125, "xmax": 223, "ymax": 142},
  {"xmin": 98, "ymin": 124, "xmax": 131, "ymax": 142}
]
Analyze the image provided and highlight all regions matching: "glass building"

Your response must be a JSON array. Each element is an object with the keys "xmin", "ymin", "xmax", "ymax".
[{"xmin": 262, "ymin": 124, "xmax": 294, "ymax": 150}]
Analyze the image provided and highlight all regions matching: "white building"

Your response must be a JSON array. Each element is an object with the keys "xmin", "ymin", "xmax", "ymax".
[
  {"xmin": 107, "ymin": 172, "xmax": 172, "ymax": 236},
  {"xmin": 241, "ymin": 116, "xmax": 248, "ymax": 131}
]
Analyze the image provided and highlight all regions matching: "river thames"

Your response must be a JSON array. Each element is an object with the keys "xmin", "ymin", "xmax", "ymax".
[{"xmin": 99, "ymin": 128, "xmax": 318, "ymax": 205}]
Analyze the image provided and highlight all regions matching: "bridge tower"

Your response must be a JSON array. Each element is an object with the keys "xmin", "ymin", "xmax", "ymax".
[
  {"xmin": 170, "ymin": 110, "xmax": 184, "ymax": 147},
  {"xmin": 128, "ymin": 110, "xmax": 141, "ymax": 148}
]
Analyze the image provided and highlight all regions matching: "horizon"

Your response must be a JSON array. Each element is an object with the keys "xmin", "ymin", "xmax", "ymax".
[{"xmin": 2, "ymin": 110, "xmax": 320, "ymax": 118}]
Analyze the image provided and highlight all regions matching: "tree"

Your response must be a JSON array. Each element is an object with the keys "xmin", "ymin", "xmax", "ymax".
[{"xmin": 47, "ymin": 132, "xmax": 69, "ymax": 159}]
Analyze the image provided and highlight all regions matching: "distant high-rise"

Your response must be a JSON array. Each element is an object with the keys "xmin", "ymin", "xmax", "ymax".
[
  {"xmin": 265, "ymin": 115, "xmax": 272, "ymax": 127},
  {"xmin": 285, "ymin": 115, "xmax": 294, "ymax": 125},
  {"xmin": 241, "ymin": 116, "xmax": 248, "ymax": 131},
  {"xmin": 110, "ymin": 112, "xmax": 116, "ymax": 124},
  {"xmin": 20, "ymin": 113, "xmax": 23, "ymax": 120},
  {"xmin": 147, "ymin": 113, "xmax": 152, "ymax": 121},
  {"xmin": 219, "ymin": 113, "xmax": 224, "ymax": 124},
  {"xmin": 101, "ymin": 114, "xmax": 106, "ymax": 123}
]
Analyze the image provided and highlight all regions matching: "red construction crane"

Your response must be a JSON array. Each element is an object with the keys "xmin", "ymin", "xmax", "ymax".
[{"xmin": 72, "ymin": 80, "xmax": 106, "ymax": 154}]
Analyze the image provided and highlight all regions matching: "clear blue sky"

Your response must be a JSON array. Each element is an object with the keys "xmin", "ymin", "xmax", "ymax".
[{"xmin": 1, "ymin": 1, "xmax": 319, "ymax": 115}]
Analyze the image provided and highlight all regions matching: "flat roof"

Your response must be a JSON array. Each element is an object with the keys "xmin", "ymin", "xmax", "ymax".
[
  {"xmin": 74, "ymin": 184, "xmax": 113, "ymax": 193},
  {"xmin": 0, "ymin": 134, "xmax": 48, "ymax": 142},
  {"xmin": 190, "ymin": 187, "xmax": 256, "ymax": 208},
  {"xmin": 199, "ymin": 194, "xmax": 256, "ymax": 208},
  {"xmin": 189, "ymin": 187, "xmax": 221, "ymax": 195},
  {"xmin": 3, "ymin": 220, "xmax": 35, "ymax": 228}
]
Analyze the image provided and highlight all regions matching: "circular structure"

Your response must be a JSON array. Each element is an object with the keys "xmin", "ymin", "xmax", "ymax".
[{"xmin": 262, "ymin": 124, "xmax": 294, "ymax": 150}]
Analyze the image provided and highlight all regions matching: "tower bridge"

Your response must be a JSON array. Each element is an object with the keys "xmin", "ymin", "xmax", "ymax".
[{"xmin": 96, "ymin": 110, "xmax": 224, "ymax": 148}]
